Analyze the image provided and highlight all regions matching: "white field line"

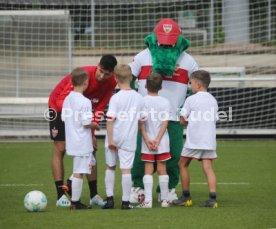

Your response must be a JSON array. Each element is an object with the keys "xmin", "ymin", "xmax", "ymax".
[
  {"xmin": 0, "ymin": 182, "xmax": 250, "ymax": 187},
  {"xmin": 0, "ymin": 184, "xmax": 44, "ymax": 187},
  {"xmin": 189, "ymin": 182, "xmax": 250, "ymax": 185}
]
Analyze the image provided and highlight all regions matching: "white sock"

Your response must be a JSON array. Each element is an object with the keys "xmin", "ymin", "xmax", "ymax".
[
  {"xmin": 105, "ymin": 169, "xmax": 115, "ymax": 197},
  {"xmin": 122, "ymin": 174, "xmax": 132, "ymax": 202},
  {"xmin": 71, "ymin": 177, "xmax": 83, "ymax": 202},
  {"xmin": 143, "ymin": 175, "xmax": 153, "ymax": 203},
  {"xmin": 159, "ymin": 175, "xmax": 169, "ymax": 201},
  {"xmin": 69, "ymin": 174, "xmax": 74, "ymax": 181}
]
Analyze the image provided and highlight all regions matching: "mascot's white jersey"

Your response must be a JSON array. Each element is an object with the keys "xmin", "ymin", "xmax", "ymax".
[{"xmin": 129, "ymin": 48, "xmax": 199, "ymax": 121}]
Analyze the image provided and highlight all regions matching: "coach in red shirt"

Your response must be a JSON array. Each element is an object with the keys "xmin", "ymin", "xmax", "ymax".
[{"xmin": 48, "ymin": 55, "xmax": 117, "ymax": 206}]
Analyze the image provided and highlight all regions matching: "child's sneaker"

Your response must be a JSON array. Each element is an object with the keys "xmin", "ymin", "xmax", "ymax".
[
  {"xmin": 121, "ymin": 201, "xmax": 136, "ymax": 210},
  {"xmin": 136, "ymin": 201, "xmax": 152, "ymax": 209},
  {"xmin": 200, "ymin": 199, "xmax": 218, "ymax": 208},
  {"xmin": 56, "ymin": 194, "xmax": 71, "ymax": 207},
  {"xmin": 158, "ymin": 188, "xmax": 178, "ymax": 203},
  {"xmin": 89, "ymin": 194, "xmax": 105, "ymax": 208},
  {"xmin": 70, "ymin": 201, "xmax": 91, "ymax": 210},
  {"xmin": 173, "ymin": 196, "xmax": 193, "ymax": 207},
  {"xmin": 161, "ymin": 200, "xmax": 170, "ymax": 208},
  {"xmin": 168, "ymin": 188, "xmax": 178, "ymax": 202},
  {"xmin": 102, "ymin": 196, "xmax": 114, "ymax": 209}
]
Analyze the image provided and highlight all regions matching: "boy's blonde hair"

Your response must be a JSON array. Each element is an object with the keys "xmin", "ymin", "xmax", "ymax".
[
  {"xmin": 71, "ymin": 67, "xmax": 88, "ymax": 86},
  {"xmin": 114, "ymin": 64, "xmax": 132, "ymax": 83},
  {"xmin": 190, "ymin": 70, "xmax": 211, "ymax": 89}
]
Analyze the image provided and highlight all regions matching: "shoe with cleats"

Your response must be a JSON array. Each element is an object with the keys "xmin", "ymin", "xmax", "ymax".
[
  {"xmin": 90, "ymin": 194, "xmax": 105, "ymax": 208},
  {"xmin": 158, "ymin": 188, "xmax": 178, "ymax": 203},
  {"xmin": 56, "ymin": 194, "xmax": 71, "ymax": 207},
  {"xmin": 121, "ymin": 201, "xmax": 136, "ymax": 210},
  {"xmin": 173, "ymin": 196, "xmax": 193, "ymax": 207},
  {"xmin": 70, "ymin": 201, "xmax": 91, "ymax": 210},
  {"xmin": 200, "ymin": 199, "xmax": 218, "ymax": 208},
  {"xmin": 102, "ymin": 196, "xmax": 114, "ymax": 209},
  {"xmin": 161, "ymin": 200, "xmax": 170, "ymax": 208}
]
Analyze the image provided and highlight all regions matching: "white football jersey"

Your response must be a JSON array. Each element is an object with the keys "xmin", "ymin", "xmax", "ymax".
[
  {"xmin": 62, "ymin": 91, "xmax": 93, "ymax": 156},
  {"xmin": 181, "ymin": 92, "xmax": 218, "ymax": 150},
  {"xmin": 129, "ymin": 48, "xmax": 199, "ymax": 121},
  {"xmin": 105, "ymin": 89, "xmax": 144, "ymax": 152},
  {"xmin": 141, "ymin": 95, "xmax": 170, "ymax": 155}
]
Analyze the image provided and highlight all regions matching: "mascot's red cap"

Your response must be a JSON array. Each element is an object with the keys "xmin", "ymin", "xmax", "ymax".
[{"xmin": 154, "ymin": 18, "xmax": 182, "ymax": 45}]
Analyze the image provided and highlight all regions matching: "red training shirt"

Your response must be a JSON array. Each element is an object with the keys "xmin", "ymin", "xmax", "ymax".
[{"xmin": 48, "ymin": 66, "xmax": 117, "ymax": 123}]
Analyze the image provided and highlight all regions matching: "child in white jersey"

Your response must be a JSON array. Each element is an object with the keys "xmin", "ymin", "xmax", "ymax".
[
  {"xmin": 103, "ymin": 64, "xmax": 143, "ymax": 210},
  {"xmin": 61, "ymin": 68, "xmax": 96, "ymax": 210},
  {"xmin": 174, "ymin": 70, "xmax": 218, "ymax": 208},
  {"xmin": 137, "ymin": 73, "xmax": 172, "ymax": 208}
]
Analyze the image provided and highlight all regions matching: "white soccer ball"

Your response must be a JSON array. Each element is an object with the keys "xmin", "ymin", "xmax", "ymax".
[{"xmin": 24, "ymin": 190, "xmax": 47, "ymax": 212}]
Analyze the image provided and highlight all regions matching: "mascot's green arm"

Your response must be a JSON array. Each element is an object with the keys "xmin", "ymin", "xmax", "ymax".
[{"xmin": 130, "ymin": 75, "xmax": 136, "ymax": 89}]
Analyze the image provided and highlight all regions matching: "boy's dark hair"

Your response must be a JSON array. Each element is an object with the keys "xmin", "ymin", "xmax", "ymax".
[
  {"xmin": 190, "ymin": 70, "xmax": 211, "ymax": 88},
  {"xmin": 146, "ymin": 73, "xmax": 162, "ymax": 93},
  {"xmin": 71, "ymin": 67, "xmax": 88, "ymax": 86},
  {"xmin": 99, "ymin": 54, "xmax": 117, "ymax": 72}
]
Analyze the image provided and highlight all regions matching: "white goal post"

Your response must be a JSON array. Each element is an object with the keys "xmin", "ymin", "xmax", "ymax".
[{"xmin": 0, "ymin": 10, "xmax": 72, "ymax": 97}]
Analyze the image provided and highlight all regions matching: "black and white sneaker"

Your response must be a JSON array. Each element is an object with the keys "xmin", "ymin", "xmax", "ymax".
[
  {"xmin": 102, "ymin": 196, "xmax": 114, "ymax": 209},
  {"xmin": 121, "ymin": 201, "xmax": 135, "ymax": 210},
  {"xmin": 70, "ymin": 201, "xmax": 91, "ymax": 210},
  {"xmin": 200, "ymin": 199, "xmax": 218, "ymax": 208}
]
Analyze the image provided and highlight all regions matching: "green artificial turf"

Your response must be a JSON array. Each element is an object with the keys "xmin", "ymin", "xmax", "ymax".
[{"xmin": 0, "ymin": 140, "xmax": 275, "ymax": 229}]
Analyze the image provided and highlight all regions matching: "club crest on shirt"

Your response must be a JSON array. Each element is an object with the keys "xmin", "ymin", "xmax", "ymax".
[
  {"xmin": 92, "ymin": 98, "xmax": 99, "ymax": 103},
  {"xmin": 52, "ymin": 127, "xmax": 58, "ymax": 138},
  {"xmin": 163, "ymin": 24, "xmax": 172, "ymax": 33}
]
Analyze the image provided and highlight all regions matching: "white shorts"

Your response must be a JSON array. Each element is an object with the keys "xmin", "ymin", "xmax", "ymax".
[
  {"xmin": 105, "ymin": 147, "xmax": 135, "ymax": 169},
  {"xmin": 73, "ymin": 153, "xmax": 96, "ymax": 174},
  {"xmin": 181, "ymin": 148, "xmax": 217, "ymax": 160}
]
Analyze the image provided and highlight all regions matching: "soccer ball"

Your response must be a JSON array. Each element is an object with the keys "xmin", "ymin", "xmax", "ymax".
[
  {"xmin": 24, "ymin": 190, "xmax": 47, "ymax": 212},
  {"xmin": 138, "ymin": 193, "xmax": 145, "ymax": 203}
]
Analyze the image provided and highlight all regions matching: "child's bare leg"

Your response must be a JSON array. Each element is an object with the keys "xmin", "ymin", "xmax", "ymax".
[
  {"xmin": 157, "ymin": 161, "xmax": 169, "ymax": 202},
  {"xmin": 143, "ymin": 162, "xmax": 154, "ymax": 203},
  {"xmin": 179, "ymin": 157, "xmax": 192, "ymax": 191},
  {"xmin": 202, "ymin": 159, "xmax": 216, "ymax": 193},
  {"xmin": 200, "ymin": 159, "xmax": 218, "ymax": 208},
  {"xmin": 173, "ymin": 157, "xmax": 192, "ymax": 205}
]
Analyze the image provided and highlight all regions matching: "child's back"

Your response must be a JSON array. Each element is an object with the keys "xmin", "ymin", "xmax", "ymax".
[
  {"xmin": 182, "ymin": 91, "xmax": 218, "ymax": 150},
  {"xmin": 142, "ymin": 95, "xmax": 171, "ymax": 153},
  {"xmin": 106, "ymin": 89, "xmax": 143, "ymax": 152},
  {"xmin": 62, "ymin": 91, "xmax": 93, "ymax": 156}
]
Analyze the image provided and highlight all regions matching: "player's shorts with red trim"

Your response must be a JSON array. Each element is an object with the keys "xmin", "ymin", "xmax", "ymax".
[
  {"xmin": 181, "ymin": 148, "xmax": 217, "ymax": 160},
  {"xmin": 141, "ymin": 152, "xmax": 171, "ymax": 162},
  {"xmin": 48, "ymin": 108, "xmax": 65, "ymax": 141}
]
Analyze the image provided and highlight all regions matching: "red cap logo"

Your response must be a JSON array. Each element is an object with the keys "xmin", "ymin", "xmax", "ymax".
[{"xmin": 163, "ymin": 24, "xmax": 172, "ymax": 33}]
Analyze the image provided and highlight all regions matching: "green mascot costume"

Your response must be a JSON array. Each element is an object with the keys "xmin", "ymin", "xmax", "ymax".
[{"xmin": 129, "ymin": 18, "xmax": 199, "ymax": 203}]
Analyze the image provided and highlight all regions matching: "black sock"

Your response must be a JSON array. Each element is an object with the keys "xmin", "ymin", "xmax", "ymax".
[
  {"xmin": 209, "ymin": 192, "xmax": 216, "ymax": 200},
  {"xmin": 183, "ymin": 190, "xmax": 191, "ymax": 198},
  {"xmin": 66, "ymin": 179, "xmax": 72, "ymax": 196},
  {"xmin": 88, "ymin": 180, "xmax": 98, "ymax": 198},
  {"xmin": 55, "ymin": 180, "xmax": 65, "ymax": 199}
]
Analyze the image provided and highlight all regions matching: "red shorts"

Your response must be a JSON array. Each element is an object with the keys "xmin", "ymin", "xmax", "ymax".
[{"xmin": 141, "ymin": 153, "xmax": 171, "ymax": 162}]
